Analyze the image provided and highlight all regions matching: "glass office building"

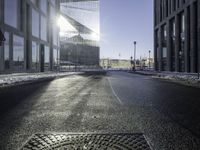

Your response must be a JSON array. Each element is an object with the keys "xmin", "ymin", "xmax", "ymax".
[
  {"xmin": 59, "ymin": 0, "xmax": 100, "ymax": 66},
  {"xmin": 0, "ymin": 0, "xmax": 60, "ymax": 73},
  {"xmin": 154, "ymin": 0, "xmax": 200, "ymax": 73}
]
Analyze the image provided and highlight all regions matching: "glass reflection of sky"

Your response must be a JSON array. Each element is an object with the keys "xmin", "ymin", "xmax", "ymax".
[
  {"xmin": 60, "ymin": 0, "xmax": 99, "ymax": 41},
  {"xmin": 45, "ymin": 46, "xmax": 50, "ymax": 63},
  {"xmin": 13, "ymin": 35, "xmax": 24, "ymax": 62}
]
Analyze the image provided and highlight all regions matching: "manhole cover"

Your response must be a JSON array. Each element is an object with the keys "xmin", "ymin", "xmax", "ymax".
[{"xmin": 21, "ymin": 133, "xmax": 151, "ymax": 150}]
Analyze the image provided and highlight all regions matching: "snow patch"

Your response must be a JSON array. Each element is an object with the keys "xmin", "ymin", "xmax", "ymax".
[{"xmin": 0, "ymin": 72, "xmax": 82, "ymax": 87}]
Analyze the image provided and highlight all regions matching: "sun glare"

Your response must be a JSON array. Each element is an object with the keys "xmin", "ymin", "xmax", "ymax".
[
  {"xmin": 91, "ymin": 32, "xmax": 100, "ymax": 41},
  {"xmin": 57, "ymin": 15, "xmax": 77, "ymax": 37}
]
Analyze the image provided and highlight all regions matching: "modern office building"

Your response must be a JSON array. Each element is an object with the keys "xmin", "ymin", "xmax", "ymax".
[
  {"xmin": 154, "ymin": 0, "xmax": 200, "ymax": 73},
  {"xmin": 0, "ymin": 0, "xmax": 60, "ymax": 73},
  {"xmin": 59, "ymin": 0, "xmax": 100, "ymax": 67}
]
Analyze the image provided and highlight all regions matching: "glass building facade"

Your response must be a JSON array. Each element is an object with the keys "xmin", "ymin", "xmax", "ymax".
[
  {"xmin": 59, "ymin": 0, "xmax": 100, "ymax": 67},
  {"xmin": 0, "ymin": 0, "xmax": 60, "ymax": 73},
  {"xmin": 154, "ymin": 0, "xmax": 200, "ymax": 73}
]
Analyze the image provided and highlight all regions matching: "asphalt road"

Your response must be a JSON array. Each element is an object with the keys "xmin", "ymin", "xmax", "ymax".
[{"xmin": 0, "ymin": 71, "xmax": 200, "ymax": 149}]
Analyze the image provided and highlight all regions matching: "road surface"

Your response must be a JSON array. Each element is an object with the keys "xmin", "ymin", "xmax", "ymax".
[{"xmin": 0, "ymin": 71, "xmax": 200, "ymax": 149}]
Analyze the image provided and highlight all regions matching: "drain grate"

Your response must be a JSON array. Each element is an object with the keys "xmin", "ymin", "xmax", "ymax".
[{"xmin": 21, "ymin": 133, "xmax": 151, "ymax": 150}]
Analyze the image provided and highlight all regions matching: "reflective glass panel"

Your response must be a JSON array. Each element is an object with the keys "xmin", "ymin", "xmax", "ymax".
[
  {"xmin": 32, "ymin": 8, "xmax": 40, "ymax": 38},
  {"xmin": 13, "ymin": 35, "xmax": 24, "ymax": 70},
  {"xmin": 40, "ymin": 1, "xmax": 47, "ymax": 14},
  {"xmin": 53, "ymin": 49, "xmax": 57, "ymax": 66},
  {"xmin": 31, "ymin": 0, "xmax": 37, "ymax": 6},
  {"xmin": 45, "ymin": 46, "xmax": 50, "ymax": 70},
  {"xmin": 4, "ymin": 32, "xmax": 10, "ymax": 69},
  {"xmin": 50, "ymin": 0, "xmax": 56, "ymax": 6},
  {"xmin": 32, "ymin": 41, "xmax": 39, "ymax": 70},
  {"xmin": 41, "ymin": 15, "xmax": 47, "ymax": 41},
  {"xmin": 4, "ymin": 0, "xmax": 17, "ymax": 28}
]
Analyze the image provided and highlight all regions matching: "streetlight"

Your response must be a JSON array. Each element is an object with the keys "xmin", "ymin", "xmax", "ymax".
[
  {"xmin": 149, "ymin": 50, "xmax": 151, "ymax": 70},
  {"xmin": 133, "ymin": 41, "xmax": 137, "ymax": 71}
]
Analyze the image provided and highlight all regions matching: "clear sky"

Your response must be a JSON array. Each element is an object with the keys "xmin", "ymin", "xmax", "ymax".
[{"xmin": 100, "ymin": 0, "xmax": 153, "ymax": 60}]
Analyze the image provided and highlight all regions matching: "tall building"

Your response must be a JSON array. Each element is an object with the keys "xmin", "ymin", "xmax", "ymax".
[
  {"xmin": 154, "ymin": 0, "xmax": 200, "ymax": 73},
  {"xmin": 59, "ymin": 0, "xmax": 100, "ymax": 67},
  {"xmin": 0, "ymin": 0, "xmax": 60, "ymax": 73}
]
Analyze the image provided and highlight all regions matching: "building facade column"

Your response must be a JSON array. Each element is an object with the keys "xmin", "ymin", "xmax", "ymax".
[
  {"xmin": 166, "ymin": 20, "xmax": 172, "ymax": 71},
  {"xmin": 184, "ymin": 7, "xmax": 190, "ymax": 72},
  {"xmin": 190, "ymin": 2, "xmax": 197, "ymax": 73},
  {"xmin": 154, "ymin": 29, "xmax": 158, "ymax": 71},
  {"xmin": 175, "ymin": 14, "xmax": 180, "ymax": 72},
  {"xmin": 197, "ymin": 0, "xmax": 200, "ymax": 74},
  {"xmin": 158, "ymin": 27, "xmax": 162, "ymax": 71},
  {"xmin": 0, "ymin": 0, "xmax": 3, "ymax": 72}
]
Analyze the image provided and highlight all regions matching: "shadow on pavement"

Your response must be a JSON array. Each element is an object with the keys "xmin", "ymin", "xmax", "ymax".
[{"xmin": 0, "ymin": 79, "xmax": 54, "ymax": 115}]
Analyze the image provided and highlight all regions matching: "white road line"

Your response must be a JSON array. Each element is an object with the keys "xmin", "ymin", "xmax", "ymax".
[{"xmin": 107, "ymin": 77, "xmax": 123, "ymax": 105}]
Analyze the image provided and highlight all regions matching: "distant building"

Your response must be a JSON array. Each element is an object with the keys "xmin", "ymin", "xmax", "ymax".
[
  {"xmin": 59, "ymin": 0, "xmax": 100, "ymax": 67},
  {"xmin": 100, "ymin": 58, "xmax": 154, "ymax": 70},
  {"xmin": 0, "ymin": 0, "xmax": 60, "ymax": 73},
  {"xmin": 154, "ymin": 0, "xmax": 200, "ymax": 73},
  {"xmin": 100, "ymin": 59, "xmax": 131, "ymax": 69}
]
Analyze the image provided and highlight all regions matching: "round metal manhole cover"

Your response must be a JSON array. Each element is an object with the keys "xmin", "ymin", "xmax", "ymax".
[{"xmin": 21, "ymin": 133, "xmax": 151, "ymax": 150}]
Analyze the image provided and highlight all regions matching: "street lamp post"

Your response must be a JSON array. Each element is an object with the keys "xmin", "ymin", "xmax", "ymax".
[
  {"xmin": 149, "ymin": 50, "xmax": 151, "ymax": 70},
  {"xmin": 133, "ymin": 41, "xmax": 137, "ymax": 71}
]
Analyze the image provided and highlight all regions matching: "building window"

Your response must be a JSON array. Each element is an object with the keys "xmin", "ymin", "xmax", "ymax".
[
  {"xmin": 162, "ymin": 47, "xmax": 167, "ymax": 58},
  {"xmin": 45, "ymin": 46, "xmax": 50, "ymax": 70},
  {"xmin": 53, "ymin": 27, "xmax": 58, "ymax": 45},
  {"xmin": 50, "ymin": 6, "xmax": 56, "ymax": 20},
  {"xmin": 4, "ymin": 32, "xmax": 10, "ymax": 69},
  {"xmin": 32, "ymin": 42, "xmax": 39, "ymax": 70},
  {"xmin": 173, "ymin": 0, "xmax": 176, "ymax": 11},
  {"xmin": 13, "ymin": 35, "xmax": 24, "ymax": 70},
  {"xmin": 4, "ymin": 0, "xmax": 17, "ymax": 28},
  {"xmin": 32, "ymin": 8, "xmax": 40, "ymax": 38},
  {"xmin": 170, "ymin": 18, "xmax": 176, "ymax": 71},
  {"xmin": 53, "ymin": 49, "xmax": 58, "ymax": 67},
  {"xmin": 162, "ymin": 47, "xmax": 167, "ymax": 71},
  {"xmin": 166, "ymin": 0, "xmax": 168, "ymax": 17},
  {"xmin": 30, "ymin": 0, "xmax": 38, "ymax": 6},
  {"xmin": 172, "ymin": 19, "xmax": 176, "ymax": 37},
  {"xmin": 162, "ymin": 24, "xmax": 167, "ymax": 44},
  {"xmin": 50, "ymin": 6, "xmax": 59, "ymax": 46},
  {"xmin": 181, "ymin": 13, "xmax": 185, "ymax": 35},
  {"xmin": 40, "ymin": 0, "xmax": 47, "ymax": 14},
  {"xmin": 50, "ymin": 0, "xmax": 56, "ymax": 6},
  {"xmin": 40, "ymin": 15, "xmax": 47, "ymax": 41},
  {"xmin": 179, "ymin": 12, "xmax": 185, "ymax": 72}
]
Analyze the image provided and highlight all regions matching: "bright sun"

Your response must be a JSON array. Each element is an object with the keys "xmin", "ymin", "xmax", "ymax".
[{"xmin": 57, "ymin": 15, "xmax": 77, "ymax": 37}]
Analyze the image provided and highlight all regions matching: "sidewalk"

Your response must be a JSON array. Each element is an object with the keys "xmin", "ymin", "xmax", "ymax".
[
  {"xmin": 129, "ymin": 70, "xmax": 200, "ymax": 88},
  {"xmin": 0, "ymin": 71, "xmax": 83, "ymax": 88}
]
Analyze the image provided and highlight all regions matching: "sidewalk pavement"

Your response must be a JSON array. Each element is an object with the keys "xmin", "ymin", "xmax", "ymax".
[{"xmin": 129, "ymin": 70, "xmax": 200, "ymax": 88}]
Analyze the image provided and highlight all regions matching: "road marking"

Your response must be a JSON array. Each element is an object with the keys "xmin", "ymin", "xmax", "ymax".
[{"xmin": 107, "ymin": 77, "xmax": 123, "ymax": 105}]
